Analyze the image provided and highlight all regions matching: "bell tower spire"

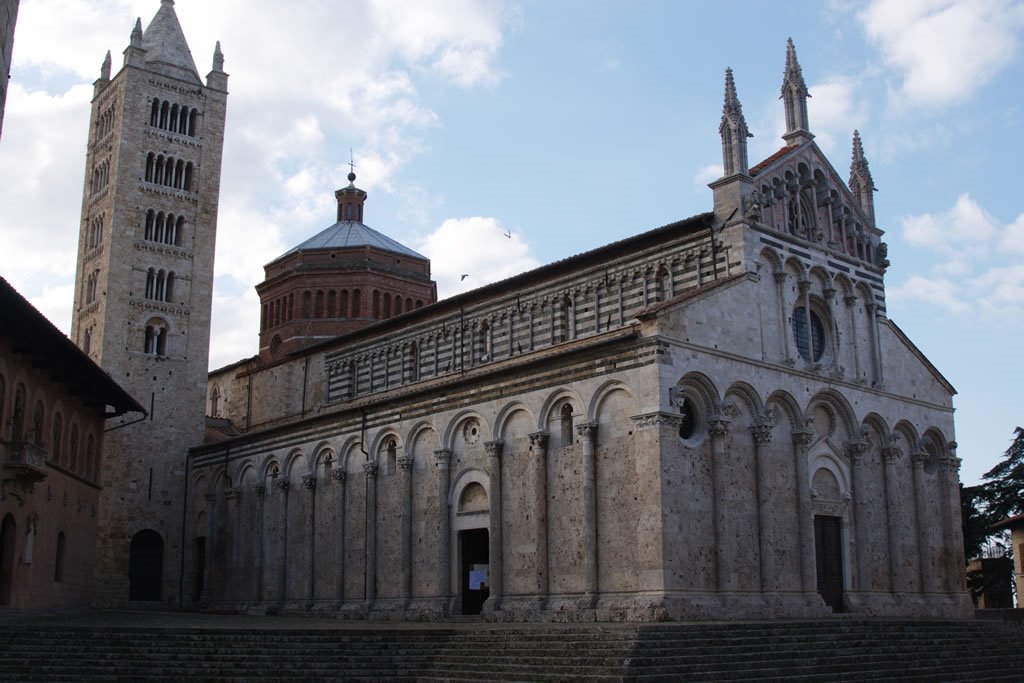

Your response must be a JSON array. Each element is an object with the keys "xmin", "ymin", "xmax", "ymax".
[
  {"xmin": 849, "ymin": 130, "xmax": 876, "ymax": 224},
  {"xmin": 719, "ymin": 68, "xmax": 751, "ymax": 177},
  {"xmin": 781, "ymin": 38, "xmax": 813, "ymax": 145}
]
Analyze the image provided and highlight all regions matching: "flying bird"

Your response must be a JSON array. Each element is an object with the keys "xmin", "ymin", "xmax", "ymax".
[
  {"xmin": 460, "ymin": 274, "xmax": 469, "ymax": 281},
  {"xmin": 503, "ymin": 229, "xmax": 512, "ymax": 239}
]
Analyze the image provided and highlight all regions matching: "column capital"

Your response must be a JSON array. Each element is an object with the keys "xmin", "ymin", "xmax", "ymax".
[
  {"xmin": 484, "ymin": 439, "xmax": 504, "ymax": 459},
  {"xmin": 847, "ymin": 439, "xmax": 869, "ymax": 462},
  {"xmin": 274, "ymin": 477, "xmax": 290, "ymax": 492},
  {"xmin": 797, "ymin": 279, "xmax": 812, "ymax": 296},
  {"xmin": 750, "ymin": 422, "xmax": 773, "ymax": 445},
  {"xmin": 363, "ymin": 461, "xmax": 379, "ymax": 479},
  {"xmin": 433, "ymin": 448, "xmax": 452, "ymax": 467},
  {"xmin": 708, "ymin": 417, "xmax": 730, "ymax": 438},
  {"xmin": 301, "ymin": 474, "xmax": 317, "ymax": 490},
  {"xmin": 844, "ymin": 295, "xmax": 858, "ymax": 308},
  {"xmin": 773, "ymin": 271, "xmax": 788, "ymax": 285},
  {"xmin": 397, "ymin": 455, "xmax": 415, "ymax": 472},
  {"xmin": 792, "ymin": 429, "xmax": 814, "ymax": 448},
  {"xmin": 942, "ymin": 455, "xmax": 963, "ymax": 473},
  {"xmin": 575, "ymin": 422, "xmax": 598, "ymax": 441},
  {"xmin": 330, "ymin": 468, "xmax": 347, "ymax": 483},
  {"xmin": 528, "ymin": 431, "xmax": 550, "ymax": 450},
  {"xmin": 910, "ymin": 450, "xmax": 928, "ymax": 468},
  {"xmin": 630, "ymin": 411, "xmax": 682, "ymax": 431},
  {"xmin": 881, "ymin": 446, "xmax": 901, "ymax": 463},
  {"xmin": 253, "ymin": 484, "xmax": 266, "ymax": 498},
  {"xmin": 823, "ymin": 287, "xmax": 836, "ymax": 301}
]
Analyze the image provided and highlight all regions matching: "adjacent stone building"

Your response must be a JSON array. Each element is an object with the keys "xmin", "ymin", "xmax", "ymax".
[
  {"xmin": 69, "ymin": 0, "xmax": 228, "ymax": 606},
  {"xmin": 185, "ymin": 42, "xmax": 972, "ymax": 620},
  {"xmin": 0, "ymin": 277, "xmax": 143, "ymax": 608}
]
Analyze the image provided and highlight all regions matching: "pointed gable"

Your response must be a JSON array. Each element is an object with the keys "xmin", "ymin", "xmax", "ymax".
[{"xmin": 141, "ymin": 0, "xmax": 201, "ymax": 84}]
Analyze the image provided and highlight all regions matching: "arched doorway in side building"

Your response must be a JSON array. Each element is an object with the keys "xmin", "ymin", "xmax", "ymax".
[
  {"xmin": 0, "ymin": 514, "xmax": 15, "ymax": 605},
  {"xmin": 129, "ymin": 529, "xmax": 164, "ymax": 601}
]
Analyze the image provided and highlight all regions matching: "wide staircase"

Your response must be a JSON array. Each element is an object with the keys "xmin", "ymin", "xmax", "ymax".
[{"xmin": 1, "ymin": 617, "xmax": 1022, "ymax": 681}]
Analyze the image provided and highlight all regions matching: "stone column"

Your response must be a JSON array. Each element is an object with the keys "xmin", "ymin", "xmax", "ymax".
[
  {"xmin": 224, "ymin": 488, "xmax": 242, "ymax": 604},
  {"xmin": 577, "ymin": 422, "xmax": 599, "ymax": 607},
  {"xmin": 940, "ymin": 446, "xmax": 966, "ymax": 592},
  {"xmin": 750, "ymin": 418, "xmax": 774, "ymax": 593},
  {"xmin": 301, "ymin": 474, "xmax": 316, "ymax": 609},
  {"xmin": 866, "ymin": 302, "xmax": 883, "ymax": 387},
  {"xmin": 274, "ymin": 478, "xmax": 290, "ymax": 605},
  {"xmin": 844, "ymin": 295, "xmax": 861, "ymax": 381},
  {"xmin": 773, "ymin": 272, "xmax": 792, "ymax": 364},
  {"xmin": 881, "ymin": 442, "xmax": 903, "ymax": 593},
  {"xmin": 485, "ymin": 439, "xmax": 504, "ymax": 609},
  {"xmin": 253, "ymin": 484, "xmax": 266, "ymax": 603},
  {"xmin": 203, "ymin": 493, "xmax": 216, "ymax": 604},
  {"xmin": 799, "ymin": 280, "xmax": 815, "ymax": 366},
  {"xmin": 708, "ymin": 414, "xmax": 733, "ymax": 592},
  {"xmin": 823, "ymin": 287, "xmax": 840, "ymax": 375},
  {"xmin": 910, "ymin": 449, "xmax": 939, "ymax": 594},
  {"xmin": 434, "ymin": 449, "xmax": 452, "ymax": 613},
  {"xmin": 792, "ymin": 429, "xmax": 816, "ymax": 594},
  {"xmin": 398, "ymin": 453, "xmax": 415, "ymax": 609},
  {"xmin": 529, "ymin": 432, "xmax": 549, "ymax": 606},
  {"xmin": 847, "ymin": 438, "xmax": 870, "ymax": 592},
  {"xmin": 331, "ymin": 468, "xmax": 347, "ymax": 607},
  {"xmin": 363, "ymin": 462, "xmax": 378, "ymax": 607}
]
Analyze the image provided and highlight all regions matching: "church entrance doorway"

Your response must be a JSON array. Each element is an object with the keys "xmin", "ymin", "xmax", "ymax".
[
  {"xmin": 459, "ymin": 528, "xmax": 489, "ymax": 615},
  {"xmin": 0, "ymin": 514, "xmax": 15, "ymax": 605},
  {"xmin": 814, "ymin": 515, "xmax": 844, "ymax": 612},
  {"xmin": 129, "ymin": 529, "xmax": 163, "ymax": 601}
]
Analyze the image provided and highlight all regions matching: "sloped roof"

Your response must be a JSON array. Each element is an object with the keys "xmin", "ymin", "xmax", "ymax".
[
  {"xmin": 142, "ymin": 0, "xmax": 201, "ymax": 84},
  {"xmin": 278, "ymin": 221, "xmax": 426, "ymax": 261},
  {"xmin": 749, "ymin": 145, "xmax": 793, "ymax": 176}
]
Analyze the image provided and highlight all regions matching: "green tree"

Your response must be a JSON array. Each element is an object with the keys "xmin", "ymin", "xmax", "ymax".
[
  {"xmin": 978, "ymin": 426, "xmax": 1024, "ymax": 523},
  {"xmin": 961, "ymin": 483, "xmax": 992, "ymax": 562}
]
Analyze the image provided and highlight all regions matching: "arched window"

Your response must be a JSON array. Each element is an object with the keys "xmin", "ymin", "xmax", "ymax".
[
  {"xmin": 31, "ymin": 400, "xmax": 44, "ymax": 447},
  {"xmin": 68, "ymin": 424, "xmax": 79, "ymax": 472},
  {"xmin": 53, "ymin": 532, "xmax": 65, "ymax": 583},
  {"xmin": 168, "ymin": 103, "xmax": 179, "ymax": 133},
  {"xmin": 793, "ymin": 305, "xmax": 828, "ymax": 362},
  {"xmin": 372, "ymin": 290, "xmax": 380, "ymax": 319},
  {"xmin": 302, "ymin": 291, "xmax": 312, "ymax": 318},
  {"xmin": 11, "ymin": 384, "xmax": 26, "ymax": 444},
  {"xmin": 188, "ymin": 108, "xmax": 198, "ymax": 137},
  {"xmin": 145, "ymin": 153, "xmax": 155, "ymax": 182},
  {"xmin": 327, "ymin": 290, "xmax": 336, "ymax": 317},
  {"xmin": 560, "ymin": 295, "xmax": 571, "ymax": 342},
  {"xmin": 157, "ymin": 327, "xmax": 168, "ymax": 356},
  {"xmin": 83, "ymin": 326, "xmax": 93, "ymax": 355},
  {"xmin": 352, "ymin": 289, "xmax": 361, "ymax": 317},
  {"xmin": 51, "ymin": 413, "xmax": 63, "ymax": 464},
  {"xmin": 183, "ymin": 162, "xmax": 194, "ymax": 192},
  {"xmin": 315, "ymin": 290, "xmax": 325, "ymax": 318},
  {"xmin": 144, "ymin": 325, "xmax": 155, "ymax": 354},
  {"xmin": 150, "ymin": 99, "xmax": 160, "ymax": 127},
  {"xmin": 173, "ymin": 216, "xmax": 184, "ymax": 246},
  {"xmin": 144, "ymin": 210, "xmax": 155, "ymax": 241},
  {"xmin": 560, "ymin": 403, "xmax": 574, "ymax": 447},
  {"xmin": 339, "ymin": 290, "xmax": 349, "ymax": 318},
  {"xmin": 383, "ymin": 293, "xmax": 391, "ymax": 319},
  {"xmin": 394, "ymin": 297, "xmax": 403, "ymax": 316},
  {"xmin": 159, "ymin": 100, "xmax": 169, "ymax": 129},
  {"xmin": 479, "ymin": 320, "xmax": 491, "ymax": 361},
  {"xmin": 406, "ymin": 297, "xmax": 413, "ymax": 312},
  {"xmin": 165, "ymin": 272, "xmax": 175, "ymax": 302},
  {"xmin": 209, "ymin": 385, "xmax": 221, "ymax": 417}
]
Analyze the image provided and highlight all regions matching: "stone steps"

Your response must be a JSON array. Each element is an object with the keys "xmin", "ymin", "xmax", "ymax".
[{"xmin": 0, "ymin": 617, "xmax": 1021, "ymax": 682}]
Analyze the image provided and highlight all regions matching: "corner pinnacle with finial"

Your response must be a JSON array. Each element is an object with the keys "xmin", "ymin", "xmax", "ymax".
[
  {"xmin": 781, "ymin": 37, "xmax": 809, "ymax": 96},
  {"xmin": 213, "ymin": 41, "xmax": 224, "ymax": 72},
  {"xmin": 720, "ymin": 68, "xmax": 751, "ymax": 135},
  {"xmin": 850, "ymin": 130, "xmax": 876, "ymax": 190},
  {"xmin": 100, "ymin": 50, "xmax": 112, "ymax": 80},
  {"xmin": 130, "ymin": 18, "xmax": 143, "ymax": 48}
]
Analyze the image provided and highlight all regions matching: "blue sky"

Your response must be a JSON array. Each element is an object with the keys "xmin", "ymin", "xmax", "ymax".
[{"xmin": 1, "ymin": 0, "xmax": 1022, "ymax": 484}]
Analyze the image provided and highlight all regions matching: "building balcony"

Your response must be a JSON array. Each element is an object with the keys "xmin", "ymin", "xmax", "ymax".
[{"xmin": 3, "ymin": 439, "xmax": 48, "ymax": 484}]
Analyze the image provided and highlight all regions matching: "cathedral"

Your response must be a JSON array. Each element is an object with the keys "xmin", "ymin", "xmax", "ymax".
[{"xmin": 48, "ymin": 3, "xmax": 971, "ymax": 619}]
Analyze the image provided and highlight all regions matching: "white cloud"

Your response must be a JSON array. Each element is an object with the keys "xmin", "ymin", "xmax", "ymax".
[
  {"xmin": 692, "ymin": 163, "xmax": 723, "ymax": 189},
  {"xmin": 416, "ymin": 217, "xmax": 539, "ymax": 299},
  {"xmin": 858, "ymin": 0, "xmax": 1024, "ymax": 108},
  {"xmin": 806, "ymin": 76, "xmax": 866, "ymax": 153},
  {"xmin": 892, "ymin": 195, "xmax": 1024, "ymax": 314}
]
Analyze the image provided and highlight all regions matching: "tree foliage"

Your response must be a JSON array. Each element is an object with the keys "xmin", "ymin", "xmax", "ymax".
[{"xmin": 978, "ymin": 426, "xmax": 1024, "ymax": 523}]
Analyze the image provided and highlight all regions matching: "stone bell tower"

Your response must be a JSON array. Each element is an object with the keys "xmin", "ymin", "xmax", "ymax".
[{"xmin": 69, "ymin": 0, "xmax": 228, "ymax": 606}]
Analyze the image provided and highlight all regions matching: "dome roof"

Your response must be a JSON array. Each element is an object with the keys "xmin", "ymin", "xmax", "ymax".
[{"xmin": 279, "ymin": 220, "xmax": 426, "ymax": 260}]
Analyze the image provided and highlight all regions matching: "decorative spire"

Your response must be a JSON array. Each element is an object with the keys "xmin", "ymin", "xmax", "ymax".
[
  {"xmin": 130, "ymin": 18, "xmax": 143, "ymax": 48},
  {"xmin": 781, "ymin": 38, "xmax": 812, "ymax": 144},
  {"xmin": 100, "ymin": 50, "xmax": 112, "ymax": 81},
  {"xmin": 336, "ymin": 154, "xmax": 367, "ymax": 222},
  {"xmin": 212, "ymin": 41, "xmax": 224, "ymax": 72},
  {"xmin": 719, "ymin": 68, "xmax": 751, "ymax": 177},
  {"xmin": 849, "ymin": 130, "xmax": 876, "ymax": 223}
]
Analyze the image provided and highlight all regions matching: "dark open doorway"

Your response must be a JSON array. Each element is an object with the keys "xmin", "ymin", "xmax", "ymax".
[
  {"xmin": 129, "ymin": 529, "xmax": 163, "ymax": 601},
  {"xmin": 459, "ymin": 528, "xmax": 489, "ymax": 615},
  {"xmin": 0, "ymin": 514, "xmax": 15, "ymax": 605},
  {"xmin": 814, "ymin": 515, "xmax": 844, "ymax": 612}
]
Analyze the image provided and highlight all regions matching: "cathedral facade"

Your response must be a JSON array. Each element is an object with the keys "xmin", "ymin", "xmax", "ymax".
[{"xmin": 70, "ymin": 3, "xmax": 970, "ymax": 620}]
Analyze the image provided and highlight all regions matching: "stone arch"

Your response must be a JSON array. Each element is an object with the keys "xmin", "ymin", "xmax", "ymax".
[
  {"xmin": 920, "ymin": 427, "xmax": 948, "ymax": 473},
  {"xmin": 443, "ymin": 410, "xmax": 492, "ymax": 451},
  {"xmin": 494, "ymin": 402, "xmax": 534, "ymax": 442},
  {"xmin": 369, "ymin": 429, "xmax": 403, "ymax": 461},
  {"xmin": 807, "ymin": 264, "xmax": 831, "ymax": 291},
  {"xmin": 283, "ymin": 448, "xmax": 308, "ymax": 479},
  {"xmin": 833, "ymin": 273, "xmax": 855, "ymax": 298},
  {"xmin": 587, "ymin": 380, "xmax": 638, "ymax": 424},
  {"xmin": 449, "ymin": 467, "xmax": 490, "ymax": 509},
  {"xmin": 893, "ymin": 420, "xmax": 920, "ymax": 455},
  {"xmin": 861, "ymin": 412, "xmax": 889, "ymax": 446},
  {"xmin": 128, "ymin": 529, "xmax": 164, "ymax": 602},
  {"xmin": 210, "ymin": 467, "xmax": 229, "ymax": 494},
  {"xmin": 313, "ymin": 441, "xmax": 336, "ymax": 469},
  {"xmin": 783, "ymin": 255, "xmax": 807, "ymax": 281},
  {"xmin": 537, "ymin": 388, "xmax": 585, "ymax": 432},
  {"xmin": 723, "ymin": 381, "xmax": 763, "ymax": 421},
  {"xmin": 758, "ymin": 246, "xmax": 783, "ymax": 273},
  {"xmin": 337, "ymin": 436, "xmax": 364, "ymax": 469},
  {"xmin": 259, "ymin": 454, "xmax": 283, "ymax": 480},
  {"xmin": 765, "ymin": 389, "xmax": 805, "ymax": 433},
  {"xmin": 809, "ymin": 452, "xmax": 851, "ymax": 497},
  {"xmin": 675, "ymin": 371, "xmax": 721, "ymax": 418},
  {"xmin": 236, "ymin": 461, "xmax": 258, "ymax": 486},
  {"xmin": 405, "ymin": 420, "xmax": 439, "ymax": 458},
  {"xmin": 806, "ymin": 389, "xmax": 857, "ymax": 443}
]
